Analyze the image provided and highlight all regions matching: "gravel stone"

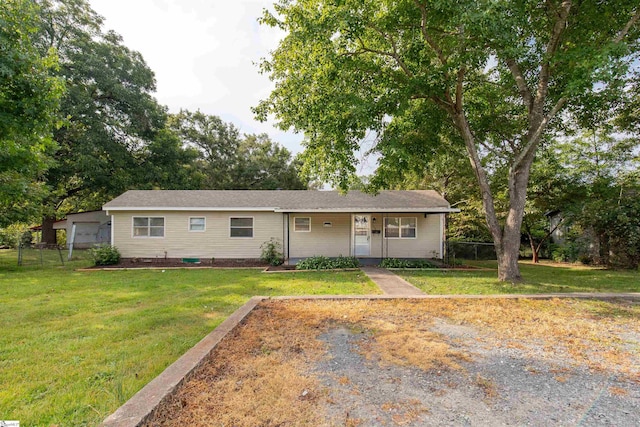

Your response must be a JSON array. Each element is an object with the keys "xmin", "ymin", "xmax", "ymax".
[{"xmin": 314, "ymin": 320, "xmax": 640, "ymax": 426}]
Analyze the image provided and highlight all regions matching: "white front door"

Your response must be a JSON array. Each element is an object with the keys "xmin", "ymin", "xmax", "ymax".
[{"xmin": 353, "ymin": 215, "xmax": 371, "ymax": 256}]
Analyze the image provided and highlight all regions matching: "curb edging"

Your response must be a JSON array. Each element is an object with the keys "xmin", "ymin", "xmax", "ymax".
[{"xmin": 100, "ymin": 296, "xmax": 266, "ymax": 427}]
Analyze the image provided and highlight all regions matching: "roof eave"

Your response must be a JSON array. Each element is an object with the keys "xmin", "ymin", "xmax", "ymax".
[
  {"xmin": 276, "ymin": 208, "xmax": 460, "ymax": 213},
  {"xmin": 103, "ymin": 207, "xmax": 279, "ymax": 212},
  {"xmin": 103, "ymin": 207, "xmax": 461, "ymax": 213}
]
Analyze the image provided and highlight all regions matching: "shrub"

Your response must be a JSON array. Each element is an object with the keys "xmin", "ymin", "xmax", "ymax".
[
  {"xmin": 0, "ymin": 223, "xmax": 31, "ymax": 248},
  {"xmin": 260, "ymin": 238, "xmax": 284, "ymax": 266},
  {"xmin": 551, "ymin": 243, "xmax": 581, "ymax": 263},
  {"xmin": 379, "ymin": 258, "xmax": 436, "ymax": 269},
  {"xmin": 445, "ymin": 258, "xmax": 464, "ymax": 267},
  {"xmin": 331, "ymin": 255, "xmax": 361, "ymax": 269},
  {"xmin": 90, "ymin": 245, "xmax": 121, "ymax": 266},
  {"xmin": 296, "ymin": 255, "xmax": 360, "ymax": 270}
]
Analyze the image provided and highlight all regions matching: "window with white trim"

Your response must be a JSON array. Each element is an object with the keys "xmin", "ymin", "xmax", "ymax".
[
  {"xmin": 294, "ymin": 217, "xmax": 311, "ymax": 232},
  {"xmin": 189, "ymin": 217, "xmax": 206, "ymax": 232},
  {"xmin": 230, "ymin": 217, "xmax": 253, "ymax": 238},
  {"xmin": 384, "ymin": 217, "xmax": 417, "ymax": 239},
  {"xmin": 133, "ymin": 217, "xmax": 164, "ymax": 237}
]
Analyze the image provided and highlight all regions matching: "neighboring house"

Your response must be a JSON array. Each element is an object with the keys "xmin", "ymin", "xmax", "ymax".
[
  {"xmin": 544, "ymin": 209, "xmax": 567, "ymax": 245},
  {"xmin": 103, "ymin": 190, "xmax": 459, "ymax": 262}
]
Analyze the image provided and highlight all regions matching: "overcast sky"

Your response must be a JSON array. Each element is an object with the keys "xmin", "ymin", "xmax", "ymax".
[
  {"xmin": 89, "ymin": 0, "xmax": 378, "ymax": 176},
  {"xmin": 89, "ymin": 0, "xmax": 303, "ymax": 152}
]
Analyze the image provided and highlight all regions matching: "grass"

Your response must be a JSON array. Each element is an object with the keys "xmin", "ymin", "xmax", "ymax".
[
  {"xmin": 399, "ymin": 260, "xmax": 640, "ymax": 294},
  {"xmin": 0, "ymin": 249, "xmax": 378, "ymax": 426}
]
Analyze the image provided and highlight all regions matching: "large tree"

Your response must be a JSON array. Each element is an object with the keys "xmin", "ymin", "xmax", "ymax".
[
  {"xmin": 0, "ymin": 0, "xmax": 62, "ymax": 226},
  {"xmin": 170, "ymin": 110, "xmax": 307, "ymax": 190},
  {"xmin": 256, "ymin": 0, "xmax": 639, "ymax": 281},
  {"xmin": 35, "ymin": 0, "xmax": 166, "ymax": 243},
  {"xmin": 234, "ymin": 133, "xmax": 307, "ymax": 189},
  {"xmin": 168, "ymin": 109, "xmax": 242, "ymax": 189}
]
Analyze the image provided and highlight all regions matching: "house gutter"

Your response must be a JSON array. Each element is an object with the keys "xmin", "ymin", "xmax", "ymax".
[
  {"xmin": 275, "ymin": 208, "xmax": 461, "ymax": 213},
  {"xmin": 103, "ymin": 206, "xmax": 461, "ymax": 214}
]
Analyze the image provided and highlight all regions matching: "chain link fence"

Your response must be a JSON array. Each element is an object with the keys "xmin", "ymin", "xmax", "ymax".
[
  {"xmin": 17, "ymin": 243, "xmax": 66, "ymax": 267},
  {"xmin": 445, "ymin": 241, "xmax": 496, "ymax": 264}
]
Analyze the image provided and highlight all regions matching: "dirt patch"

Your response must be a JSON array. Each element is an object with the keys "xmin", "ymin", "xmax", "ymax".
[{"xmin": 144, "ymin": 298, "xmax": 640, "ymax": 426}]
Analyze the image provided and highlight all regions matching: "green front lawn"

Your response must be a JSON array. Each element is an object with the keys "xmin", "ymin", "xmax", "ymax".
[
  {"xmin": 399, "ymin": 260, "xmax": 640, "ymax": 294},
  {"xmin": 0, "ymin": 250, "xmax": 378, "ymax": 426}
]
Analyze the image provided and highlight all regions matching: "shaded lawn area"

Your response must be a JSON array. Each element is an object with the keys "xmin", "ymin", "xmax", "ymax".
[
  {"xmin": 0, "ymin": 250, "xmax": 378, "ymax": 426},
  {"xmin": 399, "ymin": 260, "xmax": 640, "ymax": 294}
]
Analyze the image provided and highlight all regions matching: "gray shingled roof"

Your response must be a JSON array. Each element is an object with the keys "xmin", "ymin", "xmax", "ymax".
[{"xmin": 103, "ymin": 190, "xmax": 456, "ymax": 212}]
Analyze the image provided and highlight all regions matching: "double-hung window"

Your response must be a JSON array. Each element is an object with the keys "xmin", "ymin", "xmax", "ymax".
[
  {"xmin": 133, "ymin": 217, "xmax": 165, "ymax": 237},
  {"xmin": 384, "ymin": 217, "xmax": 417, "ymax": 239},
  {"xmin": 189, "ymin": 217, "xmax": 206, "ymax": 232},
  {"xmin": 294, "ymin": 217, "xmax": 311, "ymax": 232},
  {"xmin": 230, "ymin": 217, "xmax": 253, "ymax": 238}
]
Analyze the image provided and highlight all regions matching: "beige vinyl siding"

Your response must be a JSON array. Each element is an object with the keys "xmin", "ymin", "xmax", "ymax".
[
  {"xmin": 370, "ymin": 213, "xmax": 442, "ymax": 259},
  {"xmin": 288, "ymin": 213, "xmax": 351, "ymax": 258},
  {"xmin": 112, "ymin": 211, "xmax": 284, "ymax": 258}
]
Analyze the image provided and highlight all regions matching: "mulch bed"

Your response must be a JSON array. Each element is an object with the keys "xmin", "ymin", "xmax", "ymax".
[{"xmin": 87, "ymin": 258, "xmax": 269, "ymax": 269}]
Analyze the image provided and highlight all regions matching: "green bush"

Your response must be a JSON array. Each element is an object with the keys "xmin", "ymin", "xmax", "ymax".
[
  {"xmin": 550, "ymin": 242, "xmax": 581, "ymax": 263},
  {"xmin": 0, "ymin": 223, "xmax": 31, "ymax": 248},
  {"xmin": 90, "ymin": 245, "xmax": 121, "ymax": 266},
  {"xmin": 260, "ymin": 238, "xmax": 284, "ymax": 266},
  {"xmin": 296, "ymin": 255, "xmax": 360, "ymax": 270},
  {"xmin": 379, "ymin": 258, "xmax": 436, "ymax": 269}
]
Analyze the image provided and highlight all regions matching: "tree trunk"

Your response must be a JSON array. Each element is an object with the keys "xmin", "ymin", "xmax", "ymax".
[
  {"xmin": 492, "ymin": 162, "xmax": 531, "ymax": 281},
  {"xmin": 528, "ymin": 234, "xmax": 540, "ymax": 263},
  {"xmin": 450, "ymin": 110, "xmax": 525, "ymax": 282},
  {"xmin": 41, "ymin": 216, "xmax": 57, "ymax": 245},
  {"xmin": 497, "ymin": 220, "xmax": 524, "ymax": 281}
]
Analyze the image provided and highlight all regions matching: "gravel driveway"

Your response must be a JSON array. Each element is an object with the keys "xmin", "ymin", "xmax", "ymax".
[
  {"xmin": 316, "ymin": 324, "xmax": 638, "ymax": 426},
  {"xmin": 145, "ymin": 298, "xmax": 640, "ymax": 426}
]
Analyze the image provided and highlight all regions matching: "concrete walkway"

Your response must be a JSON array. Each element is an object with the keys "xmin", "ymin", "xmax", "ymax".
[{"xmin": 361, "ymin": 266, "xmax": 426, "ymax": 296}]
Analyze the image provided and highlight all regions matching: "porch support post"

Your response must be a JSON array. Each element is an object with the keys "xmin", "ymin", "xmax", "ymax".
[{"xmin": 439, "ymin": 213, "xmax": 445, "ymax": 259}]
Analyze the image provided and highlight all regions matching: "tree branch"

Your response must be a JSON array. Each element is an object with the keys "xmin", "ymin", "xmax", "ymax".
[
  {"xmin": 514, "ymin": 96, "xmax": 567, "ymax": 170},
  {"xmin": 535, "ymin": 216, "xmax": 565, "ymax": 254},
  {"xmin": 534, "ymin": 1, "xmax": 572, "ymax": 111},
  {"xmin": 614, "ymin": 8, "xmax": 640, "ymax": 43},
  {"xmin": 506, "ymin": 59, "xmax": 533, "ymax": 111},
  {"xmin": 356, "ymin": 37, "xmax": 414, "ymax": 78},
  {"xmin": 413, "ymin": 0, "xmax": 448, "ymax": 65},
  {"xmin": 455, "ymin": 66, "xmax": 466, "ymax": 113}
]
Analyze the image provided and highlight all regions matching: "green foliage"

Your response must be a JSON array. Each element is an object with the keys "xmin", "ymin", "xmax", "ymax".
[
  {"xmin": 256, "ymin": 0, "xmax": 640, "ymax": 281},
  {"xmin": 537, "ymin": 129, "xmax": 640, "ymax": 269},
  {"xmin": 235, "ymin": 134, "xmax": 307, "ymax": 190},
  {"xmin": 379, "ymin": 258, "xmax": 436, "ymax": 269},
  {"xmin": 34, "ymin": 0, "xmax": 166, "ymax": 229},
  {"xmin": 168, "ymin": 109, "xmax": 242, "ymax": 189},
  {"xmin": 549, "ymin": 243, "xmax": 582, "ymax": 263},
  {"xmin": 296, "ymin": 255, "xmax": 360, "ymax": 270},
  {"xmin": 0, "ymin": 223, "xmax": 31, "ymax": 248},
  {"xmin": 90, "ymin": 245, "xmax": 121, "ymax": 266},
  {"xmin": 169, "ymin": 110, "xmax": 307, "ymax": 190},
  {"xmin": 260, "ymin": 238, "xmax": 284, "ymax": 266},
  {"xmin": 446, "ymin": 258, "xmax": 464, "ymax": 267},
  {"xmin": 0, "ymin": 0, "xmax": 63, "ymax": 225}
]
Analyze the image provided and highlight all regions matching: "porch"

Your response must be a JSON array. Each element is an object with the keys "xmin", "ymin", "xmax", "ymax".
[{"xmin": 283, "ymin": 212, "xmax": 445, "ymax": 261}]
